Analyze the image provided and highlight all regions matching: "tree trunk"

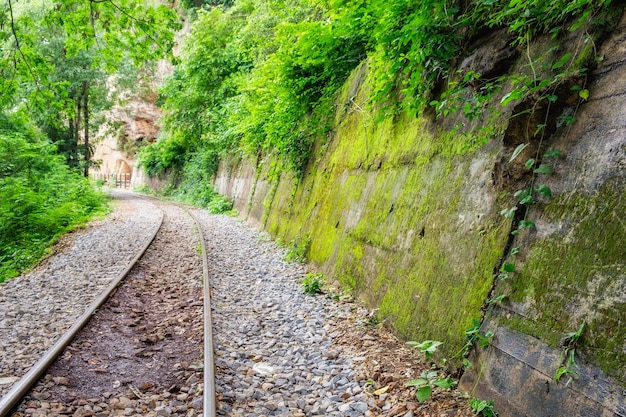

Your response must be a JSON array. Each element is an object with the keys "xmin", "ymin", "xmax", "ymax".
[
  {"xmin": 82, "ymin": 81, "xmax": 89, "ymax": 177},
  {"xmin": 75, "ymin": 96, "xmax": 81, "ymax": 162}
]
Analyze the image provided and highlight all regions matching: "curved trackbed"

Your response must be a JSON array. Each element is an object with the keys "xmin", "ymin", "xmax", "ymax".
[{"xmin": 0, "ymin": 193, "xmax": 216, "ymax": 417}]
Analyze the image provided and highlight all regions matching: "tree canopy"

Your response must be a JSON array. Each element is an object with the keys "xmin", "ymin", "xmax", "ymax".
[
  {"xmin": 0, "ymin": 0, "xmax": 180, "ymax": 281},
  {"xmin": 141, "ymin": 0, "xmax": 613, "ymax": 181}
]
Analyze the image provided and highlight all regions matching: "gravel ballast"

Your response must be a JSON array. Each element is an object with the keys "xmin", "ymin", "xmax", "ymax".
[
  {"xmin": 0, "ymin": 191, "xmax": 161, "ymax": 398},
  {"xmin": 1, "ymin": 192, "xmax": 474, "ymax": 417},
  {"xmin": 195, "ymin": 211, "xmax": 366, "ymax": 416}
]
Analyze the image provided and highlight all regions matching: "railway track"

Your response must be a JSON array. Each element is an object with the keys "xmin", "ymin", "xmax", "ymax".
[
  {"xmin": 0, "ymin": 193, "xmax": 216, "ymax": 417},
  {"xmin": 1, "ymin": 192, "xmax": 478, "ymax": 417}
]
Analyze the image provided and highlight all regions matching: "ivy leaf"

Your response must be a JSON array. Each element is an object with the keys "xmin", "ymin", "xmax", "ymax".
[
  {"xmin": 533, "ymin": 164, "xmax": 552, "ymax": 175},
  {"xmin": 433, "ymin": 377, "xmax": 456, "ymax": 389},
  {"xmin": 536, "ymin": 184, "xmax": 552, "ymax": 197},
  {"xmin": 406, "ymin": 378, "xmax": 428, "ymax": 387},
  {"xmin": 519, "ymin": 194, "xmax": 533, "ymax": 205},
  {"xmin": 579, "ymin": 89, "xmax": 590, "ymax": 100},
  {"xmin": 510, "ymin": 246, "xmax": 521, "ymax": 255},
  {"xmin": 502, "ymin": 263, "xmax": 515, "ymax": 273},
  {"xmin": 525, "ymin": 158, "xmax": 536, "ymax": 169},
  {"xmin": 519, "ymin": 220, "xmax": 536, "ymax": 229},
  {"xmin": 509, "ymin": 143, "xmax": 528, "ymax": 162}
]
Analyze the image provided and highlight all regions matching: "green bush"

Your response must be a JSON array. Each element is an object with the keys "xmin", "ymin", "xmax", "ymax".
[{"xmin": 0, "ymin": 113, "xmax": 107, "ymax": 282}]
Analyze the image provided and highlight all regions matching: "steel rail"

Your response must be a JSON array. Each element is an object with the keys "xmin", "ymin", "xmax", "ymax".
[
  {"xmin": 0, "ymin": 198, "xmax": 164, "ymax": 417},
  {"xmin": 181, "ymin": 207, "xmax": 216, "ymax": 417}
]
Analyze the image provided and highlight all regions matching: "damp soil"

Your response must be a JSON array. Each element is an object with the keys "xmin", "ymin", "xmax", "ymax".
[{"xmin": 41, "ymin": 203, "xmax": 204, "ymax": 403}]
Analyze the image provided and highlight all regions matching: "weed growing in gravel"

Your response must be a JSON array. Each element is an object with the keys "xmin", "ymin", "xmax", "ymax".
[
  {"xmin": 284, "ymin": 234, "xmax": 311, "ymax": 263},
  {"xmin": 133, "ymin": 184, "xmax": 153, "ymax": 195},
  {"xmin": 406, "ymin": 340, "xmax": 456, "ymax": 402},
  {"xmin": 406, "ymin": 370, "xmax": 456, "ymax": 402},
  {"xmin": 302, "ymin": 272, "xmax": 325, "ymax": 295},
  {"xmin": 206, "ymin": 195, "xmax": 234, "ymax": 214}
]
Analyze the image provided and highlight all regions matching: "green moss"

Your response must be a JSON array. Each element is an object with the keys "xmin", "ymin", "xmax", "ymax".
[
  {"xmin": 508, "ymin": 181, "xmax": 626, "ymax": 383},
  {"xmin": 239, "ymin": 61, "xmax": 511, "ymax": 360},
  {"xmin": 506, "ymin": 316, "xmax": 561, "ymax": 348}
]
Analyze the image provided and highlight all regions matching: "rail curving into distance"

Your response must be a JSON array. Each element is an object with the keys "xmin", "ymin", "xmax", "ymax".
[
  {"xmin": 0, "ymin": 195, "xmax": 217, "ymax": 417},
  {"xmin": 182, "ymin": 206, "xmax": 217, "ymax": 417}
]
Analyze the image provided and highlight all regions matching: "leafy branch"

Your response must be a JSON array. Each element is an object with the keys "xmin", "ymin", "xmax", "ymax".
[{"xmin": 6, "ymin": 0, "xmax": 43, "ymax": 94}]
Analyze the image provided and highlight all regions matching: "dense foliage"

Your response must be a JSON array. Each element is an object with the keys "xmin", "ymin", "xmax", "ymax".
[
  {"xmin": 0, "ymin": 113, "xmax": 107, "ymax": 282},
  {"xmin": 142, "ymin": 0, "xmax": 613, "ymax": 181},
  {"xmin": 0, "ymin": 0, "xmax": 180, "ymax": 175},
  {"xmin": 0, "ymin": 0, "xmax": 180, "ymax": 281}
]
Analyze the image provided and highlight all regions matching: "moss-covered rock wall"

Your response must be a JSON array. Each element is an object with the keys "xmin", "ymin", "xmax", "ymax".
[
  {"xmin": 214, "ymin": 8, "xmax": 626, "ymax": 416},
  {"xmin": 217, "ymin": 61, "xmax": 511, "ymax": 357}
]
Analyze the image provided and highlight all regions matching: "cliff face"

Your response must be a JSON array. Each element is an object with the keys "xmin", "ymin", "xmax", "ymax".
[
  {"xmin": 92, "ymin": 58, "xmax": 175, "ymax": 186},
  {"xmin": 213, "ymin": 8, "xmax": 626, "ymax": 417}
]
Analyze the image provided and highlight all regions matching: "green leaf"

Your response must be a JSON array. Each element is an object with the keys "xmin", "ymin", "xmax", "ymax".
[
  {"xmin": 501, "ymin": 206, "xmax": 517, "ymax": 219},
  {"xmin": 552, "ymin": 53, "xmax": 572, "ymax": 70},
  {"xmin": 549, "ymin": 27, "xmax": 561, "ymax": 38},
  {"xmin": 502, "ymin": 263, "xmax": 515, "ymax": 273},
  {"xmin": 534, "ymin": 123, "xmax": 547, "ymax": 136},
  {"xmin": 519, "ymin": 220, "xmax": 536, "ymax": 229},
  {"xmin": 579, "ymin": 89, "xmax": 589, "ymax": 100},
  {"xmin": 533, "ymin": 164, "xmax": 552, "ymax": 175},
  {"xmin": 498, "ymin": 273, "xmax": 509, "ymax": 280},
  {"xmin": 500, "ymin": 88, "xmax": 524, "ymax": 106},
  {"xmin": 519, "ymin": 194, "xmax": 533, "ymax": 205},
  {"xmin": 536, "ymin": 184, "xmax": 552, "ymax": 197},
  {"xmin": 406, "ymin": 378, "xmax": 428, "ymax": 387},
  {"xmin": 525, "ymin": 158, "xmax": 536, "ymax": 169},
  {"xmin": 416, "ymin": 385, "xmax": 432, "ymax": 402},
  {"xmin": 554, "ymin": 366, "xmax": 569, "ymax": 382},
  {"xmin": 569, "ymin": 10, "xmax": 591, "ymax": 32},
  {"xmin": 544, "ymin": 150, "xmax": 562, "ymax": 158},
  {"xmin": 422, "ymin": 370, "xmax": 439, "ymax": 379},
  {"xmin": 433, "ymin": 377, "xmax": 456, "ymax": 389},
  {"xmin": 407, "ymin": 340, "xmax": 443, "ymax": 361},
  {"xmin": 509, "ymin": 143, "xmax": 528, "ymax": 162},
  {"xmin": 510, "ymin": 246, "xmax": 520, "ymax": 255},
  {"xmin": 489, "ymin": 294, "xmax": 507, "ymax": 305}
]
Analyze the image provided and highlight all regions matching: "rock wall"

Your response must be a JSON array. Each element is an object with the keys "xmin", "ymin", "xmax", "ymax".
[
  {"xmin": 462, "ymin": 12, "xmax": 626, "ymax": 416},
  {"xmin": 214, "ymin": 9, "xmax": 626, "ymax": 417},
  {"xmin": 92, "ymin": 99, "xmax": 161, "ymax": 186}
]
